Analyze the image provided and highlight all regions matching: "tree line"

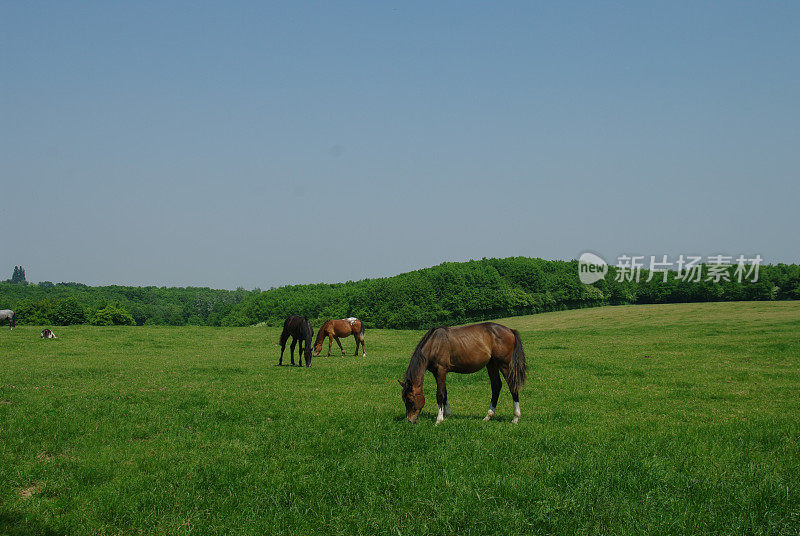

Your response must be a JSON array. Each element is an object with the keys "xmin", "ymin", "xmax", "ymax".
[
  {"xmin": 1, "ymin": 258, "xmax": 797, "ymax": 328},
  {"xmin": 0, "ymin": 280, "xmax": 253, "ymax": 326}
]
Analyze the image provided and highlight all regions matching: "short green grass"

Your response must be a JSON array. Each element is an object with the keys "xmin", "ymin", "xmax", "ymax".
[{"xmin": 1, "ymin": 301, "xmax": 799, "ymax": 535}]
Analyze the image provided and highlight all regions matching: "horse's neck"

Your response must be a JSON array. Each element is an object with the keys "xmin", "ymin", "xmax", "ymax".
[
  {"xmin": 405, "ymin": 356, "xmax": 429, "ymax": 388},
  {"xmin": 315, "ymin": 322, "xmax": 330, "ymax": 343}
]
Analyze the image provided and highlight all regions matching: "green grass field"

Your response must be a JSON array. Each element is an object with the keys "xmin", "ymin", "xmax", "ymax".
[{"xmin": 1, "ymin": 302, "xmax": 799, "ymax": 535}]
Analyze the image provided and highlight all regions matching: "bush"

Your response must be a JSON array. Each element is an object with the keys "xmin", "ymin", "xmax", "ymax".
[
  {"xmin": 91, "ymin": 303, "xmax": 136, "ymax": 326},
  {"xmin": 53, "ymin": 297, "xmax": 86, "ymax": 325}
]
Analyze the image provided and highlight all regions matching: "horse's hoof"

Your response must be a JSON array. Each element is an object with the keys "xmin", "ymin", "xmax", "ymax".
[
  {"xmin": 512, "ymin": 417, "xmax": 519, "ymax": 424},
  {"xmin": 483, "ymin": 415, "xmax": 491, "ymax": 422}
]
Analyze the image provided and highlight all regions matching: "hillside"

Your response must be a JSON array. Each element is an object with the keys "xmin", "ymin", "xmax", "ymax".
[
  {"xmin": 220, "ymin": 257, "xmax": 799, "ymax": 328},
  {"xmin": 1, "ymin": 257, "xmax": 798, "ymax": 328}
]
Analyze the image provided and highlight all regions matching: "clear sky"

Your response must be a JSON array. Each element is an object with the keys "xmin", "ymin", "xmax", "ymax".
[{"xmin": 2, "ymin": 2, "xmax": 798, "ymax": 289}]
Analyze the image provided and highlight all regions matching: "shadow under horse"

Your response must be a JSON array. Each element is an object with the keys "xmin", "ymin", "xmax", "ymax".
[
  {"xmin": 279, "ymin": 315, "xmax": 313, "ymax": 367},
  {"xmin": 400, "ymin": 322, "xmax": 527, "ymax": 425}
]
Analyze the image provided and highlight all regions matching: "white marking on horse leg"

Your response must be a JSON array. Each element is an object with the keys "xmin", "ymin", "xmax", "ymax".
[
  {"xmin": 444, "ymin": 402, "xmax": 451, "ymax": 417},
  {"xmin": 436, "ymin": 405, "xmax": 444, "ymax": 425},
  {"xmin": 483, "ymin": 405, "xmax": 496, "ymax": 421},
  {"xmin": 512, "ymin": 401, "xmax": 521, "ymax": 424}
]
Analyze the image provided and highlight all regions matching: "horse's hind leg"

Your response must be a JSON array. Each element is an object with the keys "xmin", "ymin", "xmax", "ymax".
[
  {"xmin": 353, "ymin": 335, "xmax": 360, "ymax": 356},
  {"xmin": 359, "ymin": 334, "xmax": 366, "ymax": 358},
  {"xmin": 499, "ymin": 364, "xmax": 521, "ymax": 424},
  {"xmin": 484, "ymin": 361, "xmax": 502, "ymax": 421}
]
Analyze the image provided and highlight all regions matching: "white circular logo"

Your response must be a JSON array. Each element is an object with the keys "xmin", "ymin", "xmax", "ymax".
[{"xmin": 578, "ymin": 252, "xmax": 608, "ymax": 284}]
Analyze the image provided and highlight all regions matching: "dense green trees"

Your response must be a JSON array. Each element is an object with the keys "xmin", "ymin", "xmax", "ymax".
[
  {"xmin": 0, "ymin": 258, "xmax": 797, "ymax": 328},
  {"xmin": 219, "ymin": 258, "xmax": 798, "ymax": 329},
  {"xmin": 0, "ymin": 282, "xmax": 251, "ymax": 327}
]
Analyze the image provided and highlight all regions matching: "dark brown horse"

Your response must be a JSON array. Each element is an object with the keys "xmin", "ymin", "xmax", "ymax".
[
  {"xmin": 313, "ymin": 317, "xmax": 366, "ymax": 357},
  {"xmin": 399, "ymin": 322, "xmax": 526, "ymax": 424},
  {"xmin": 279, "ymin": 315, "xmax": 313, "ymax": 366}
]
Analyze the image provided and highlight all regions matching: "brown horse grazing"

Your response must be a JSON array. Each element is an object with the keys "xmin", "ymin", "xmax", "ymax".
[
  {"xmin": 279, "ymin": 315, "xmax": 313, "ymax": 367},
  {"xmin": 399, "ymin": 322, "xmax": 526, "ymax": 425},
  {"xmin": 313, "ymin": 317, "xmax": 366, "ymax": 357}
]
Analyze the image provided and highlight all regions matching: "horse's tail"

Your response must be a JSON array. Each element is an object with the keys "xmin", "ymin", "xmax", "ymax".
[
  {"xmin": 508, "ymin": 329, "xmax": 527, "ymax": 391},
  {"xmin": 359, "ymin": 319, "xmax": 365, "ymax": 335}
]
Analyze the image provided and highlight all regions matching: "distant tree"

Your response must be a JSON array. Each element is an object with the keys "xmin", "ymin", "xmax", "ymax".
[{"xmin": 10, "ymin": 266, "xmax": 27, "ymax": 284}]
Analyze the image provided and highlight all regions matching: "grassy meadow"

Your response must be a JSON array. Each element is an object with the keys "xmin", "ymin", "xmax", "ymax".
[{"xmin": 1, "ymin": 301, "xmax": 799, "ymax": 535}]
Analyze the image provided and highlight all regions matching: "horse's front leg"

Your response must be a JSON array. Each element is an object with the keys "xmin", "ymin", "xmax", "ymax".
[
  {"xmin": 298, "ymin": 339, "xmax": 304, "ymax": 367},
  {"xmin": 290, "ymin": 339, "xmax": 297, "ymax": 366},
  {"xmin": 434, "ymin": 368, "xmax": 448, "ymax": 425},
  {"xmin": 335, "ymin": 336, "xmax": 345, "ymax": 356},
  {"xmin": 327, "ymin": 335, "xmax": 333, "ymax": 357},
  {"xmin": 279, "ymin": 341, "xmax": 286, "ymax": 366}
]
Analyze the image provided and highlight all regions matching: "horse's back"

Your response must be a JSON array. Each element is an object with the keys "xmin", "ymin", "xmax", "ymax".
[
  {"xmin": 432, "ymin": 323, "xmax": 515, "ymax": 372},
  {"xmin": 331, "ymin": 319, "xmax": 353, "ymax": 336}
]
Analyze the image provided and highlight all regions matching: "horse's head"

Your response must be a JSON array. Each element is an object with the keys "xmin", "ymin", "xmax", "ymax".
[
  {"xmin": 313, "ymin": 341, "xmax": 323, "ymax": 357},
  {"xmin": 399, "ymin": 379, "xmax": 424, "ymax": 424}
]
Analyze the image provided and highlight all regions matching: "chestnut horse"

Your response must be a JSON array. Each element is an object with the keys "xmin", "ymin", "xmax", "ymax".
[
  {"xmin": 399, "ymin": 322, "xmax": 526, "ymax": 424},
  {"xmin": 313, "ymin": 317, "xmax": 366, "ymax": 357},
  {"xmin": 279, "ymin": 315, "xmax": 313, "ymax": 367}
]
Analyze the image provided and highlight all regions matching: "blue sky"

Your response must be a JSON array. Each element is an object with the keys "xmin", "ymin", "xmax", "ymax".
[{"xmin": 2, "ymin": 2, "xmax": 798, "ymax": 289}]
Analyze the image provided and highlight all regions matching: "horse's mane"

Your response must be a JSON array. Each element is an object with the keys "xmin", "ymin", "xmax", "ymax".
[
  {"xmin": 314, "ymin": 320, "xmax": 331, "ymax": 345},
  {"xmin": 403, "ymin": 326, "xmax": 443, "ymax": 386}
]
